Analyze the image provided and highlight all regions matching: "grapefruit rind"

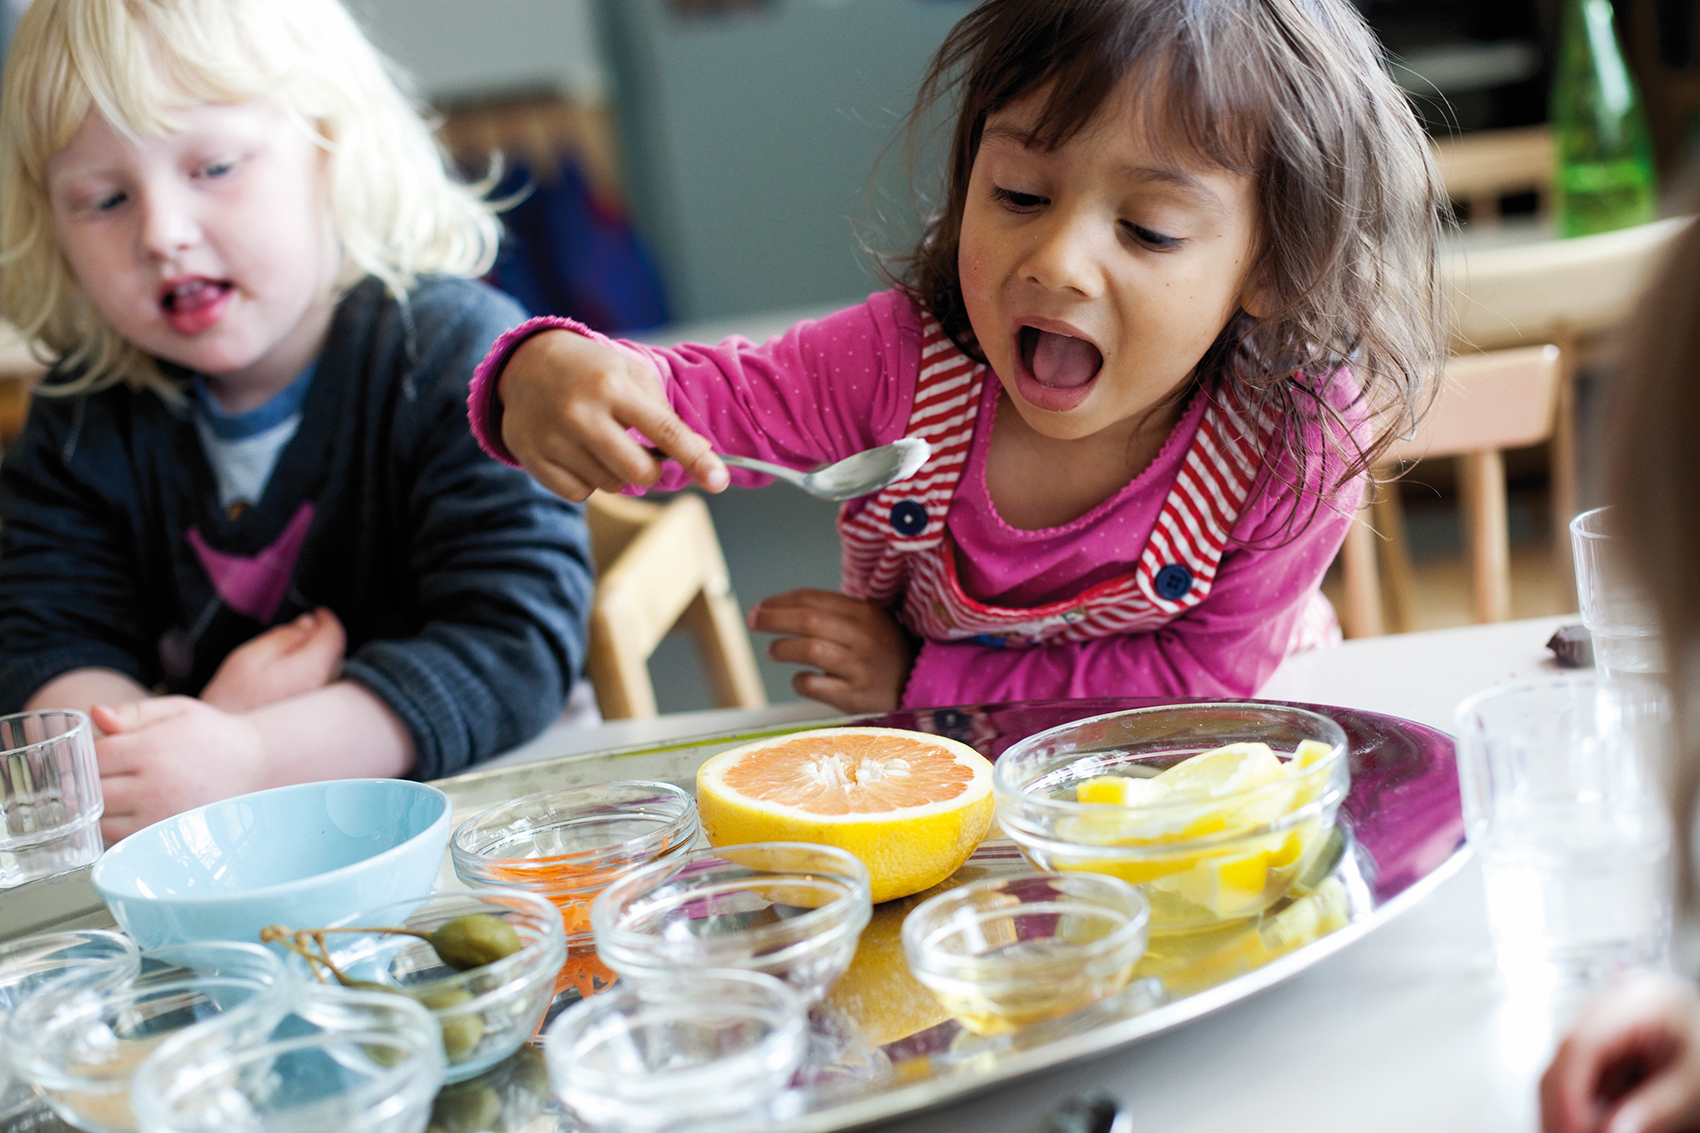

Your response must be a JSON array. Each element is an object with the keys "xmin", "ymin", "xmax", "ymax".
[{"xmin": 697, "ymin": 727, "xmax": 995, "ymax": 904}]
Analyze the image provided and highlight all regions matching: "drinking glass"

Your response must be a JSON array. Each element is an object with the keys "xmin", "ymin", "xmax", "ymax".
[
  {"xmin": 0, "ymin": 710, "xmax": 102, "ymax": 889},
  {"xmin": 1455, "ymin": 676, "xmax": 1673, "ymax": 989},
  {"xmin": 1571, "ymin": 507, "xmax": 1663, "ymax": 676}
]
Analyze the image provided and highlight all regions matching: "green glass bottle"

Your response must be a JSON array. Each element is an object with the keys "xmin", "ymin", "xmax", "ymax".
[{"xmin": 1551, "ymin": 0, "xmax": 1659, "ymax": 237}]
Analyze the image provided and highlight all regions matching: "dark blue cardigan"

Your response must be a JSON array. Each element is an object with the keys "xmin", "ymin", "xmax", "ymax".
[{"xmin": 0, "ymin": 275, "xmax": 594, "ymax": 780}]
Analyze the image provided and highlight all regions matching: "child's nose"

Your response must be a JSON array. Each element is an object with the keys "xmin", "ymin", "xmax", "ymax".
[
  {"xmin": 136, "ymin": 186, "xmax": 199, "ymax": 260},
  {"xmin": 1020, "ymin": 211, "xmax": 1103, "ymax": 297}
]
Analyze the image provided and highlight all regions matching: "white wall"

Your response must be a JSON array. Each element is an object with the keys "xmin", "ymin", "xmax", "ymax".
[{"xmin": 349, "ymin": 0, "xmax": 605, "ymax": 102}]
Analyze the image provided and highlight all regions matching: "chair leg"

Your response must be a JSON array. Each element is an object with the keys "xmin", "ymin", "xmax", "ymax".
[
  {"xmin": 587, "ymin": 611, "xmax": 660, "ymax": 720},
  {"xmin": 1340, "ymin": 490, "xmax": 1384, "ymax": 639},
  {"xmin": 1459, "ymin": 449, "xmax": 1511, "ymax": 623},
  {"xmin": 679, "ymin": 588, "xmax": 768, "ymax": 710},
  {"xmin": 1371, "ymin": 476, "xmax": 1417, "ymax": 633},
  {"xmin": 1548, "ymin": 326, "xmax": 1579, "ymax": 614}
]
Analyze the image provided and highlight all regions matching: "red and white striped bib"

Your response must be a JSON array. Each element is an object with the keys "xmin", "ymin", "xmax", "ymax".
[{"xmin": 837, "ymin": 320, "xmax": 1274, "ymax": 649}]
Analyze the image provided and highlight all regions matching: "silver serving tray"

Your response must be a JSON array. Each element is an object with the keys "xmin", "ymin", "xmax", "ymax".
[{"xmin": 0, "ymin": 697, "xmax": 1464, "ymax": 1132}]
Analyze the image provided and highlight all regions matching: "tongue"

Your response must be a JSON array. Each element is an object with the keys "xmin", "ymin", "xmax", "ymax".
[
  {"xmin": 1030, "ymin": 331, "xmax": 1101, "ymax": 389},
  {"xmin": 171, "ymin": 283, "xmax": 225, "ymax": 314}
]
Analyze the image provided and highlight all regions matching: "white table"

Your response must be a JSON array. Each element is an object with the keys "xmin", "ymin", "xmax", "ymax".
[{"xmin": 0, "ymin": 617, "xmax": 1579, "ymax": 1131}]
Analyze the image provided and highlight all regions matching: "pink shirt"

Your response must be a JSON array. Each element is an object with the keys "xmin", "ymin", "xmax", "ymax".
[{"xmin": 469, "ymin": 290, "xmax": 1364, "ymax": 708}]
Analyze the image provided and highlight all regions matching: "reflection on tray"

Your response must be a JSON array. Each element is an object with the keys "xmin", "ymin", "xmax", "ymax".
[
  {"xmin": 461, "ymin": 824, "xmax": 1379, "ymax": 1133},
  {"xmin": 415, "ymin": 696, "xmax": 1461, "ymax": 1132}
]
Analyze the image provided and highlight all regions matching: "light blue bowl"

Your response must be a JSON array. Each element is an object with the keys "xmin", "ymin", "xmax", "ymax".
[{"xmin": 91, "ymin": 780, "xmax": 452, "ymax": 949}]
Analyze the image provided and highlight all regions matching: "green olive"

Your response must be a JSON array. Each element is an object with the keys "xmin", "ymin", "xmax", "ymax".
[
  {"xmin": 418, "ymin": 985, "xmax": 485, "ymax": 1059},
  {"xmin": 430, "ymin": 1083, "xmax": 502, "ymax": 1133},
  {"xmin": 430, "ymin": 914, "xmax": 523, "ymax": 971}
]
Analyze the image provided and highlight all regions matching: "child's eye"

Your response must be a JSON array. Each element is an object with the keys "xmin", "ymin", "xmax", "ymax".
[
  {"xmin": 196, "ymin": 160, "xmax": 236, "ymax": 180},
  {"xmin": 94, "ymin": 190, "xmax": 128, "ymax": 213},
  {"xmin": 992, "ymin": 186, "xmax": 1047, "ymax": 212},
  {"xmin": 1123, "ymin": 222, "xmax": 1180, "ymax": 250}
]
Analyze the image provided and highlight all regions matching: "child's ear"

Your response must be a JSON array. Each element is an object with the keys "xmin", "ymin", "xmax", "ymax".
[{"xmin": 1238, "ymin": 268, "xmax": 1276, "ymax": 320}]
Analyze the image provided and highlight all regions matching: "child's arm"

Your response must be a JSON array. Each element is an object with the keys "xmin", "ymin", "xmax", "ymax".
[
  {"xmin": 25, "ymin": 668, "xmax": 150, "ymax": 714},
  {"xmin": 327, "ymin": 281, "xmax": 596, "ymax": 782},
  {"xmin": 90, "ymin": 682, "xmax": 412, "ymax": 844},
  {"xmin": 470, "ymin": 294, "xmax": 923, "ymax": 502}
]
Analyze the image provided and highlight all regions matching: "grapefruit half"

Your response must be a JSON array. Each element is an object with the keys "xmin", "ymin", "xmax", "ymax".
[{"xmin": 696, "ymin": 726, "xmax": 995, "ymax": 903}]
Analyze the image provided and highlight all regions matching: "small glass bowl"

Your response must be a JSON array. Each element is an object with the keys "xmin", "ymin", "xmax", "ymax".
[
  {"xmin": 0, "ymin": 709, "xmax": 103, "ymax": 889},
  {"xmin": 5, "ymin": 940, "xmax": 288, "ymax": 1133},
  {"xmin": 0, "ymin": 929, "xmax": 141, "ymax": 1120},
  {"xmin": 592, "ymin": 842, "xmax": 872, "ymax": 1003},
  {"xmin": 285, "ymin": 889, "xmax": 566, "ymax": 1083},
  {"xmin": 451, "ymin": 782, "xmax": 701, "ymax": 1000},
  {"xmin": 543, "ymin": 969, "xmax": 806, "ymax": 1132},
  {"xmin": 901, "ymin": 872, "xmax": 1151, "ymax": 1035},
  {"xmin": 130, "ymin": 985, "xmax": 443, "ymax": 1133},
  {"xmin": 993, "ymin": 703, "xmax": 1350, "ymax": 934}
]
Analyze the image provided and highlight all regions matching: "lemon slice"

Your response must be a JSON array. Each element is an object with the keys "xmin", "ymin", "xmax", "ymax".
[{"xmin": 1076, "ymin": 775, "xmax": 1171, "ymax": 806}]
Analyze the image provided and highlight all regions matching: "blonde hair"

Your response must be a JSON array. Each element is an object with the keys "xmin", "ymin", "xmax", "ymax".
[{"xmin": 0, "ymin": 0, "xmax": 501, "ymax": 396}]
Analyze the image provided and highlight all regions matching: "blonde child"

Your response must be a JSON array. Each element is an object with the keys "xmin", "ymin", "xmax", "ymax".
[
  {"xmin": 471, "ymin": 0, "xmax": 1445, "ymax": 713},
  {"xmin": 0, "ymin": 0, "xmax": 595, "ymax": 843}
]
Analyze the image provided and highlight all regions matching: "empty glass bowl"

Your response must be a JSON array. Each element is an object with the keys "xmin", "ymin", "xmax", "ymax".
[
  {"xmin": 283, "ymin": 889, "xmax": 565, "ymax": 1083},
  {"xmin": 543, "ymin": 969, "xmax": 806, "ymax": 1132},
  {"xmin": 993, "ymin": 703, "xmax": 1350, "ymax": 934},
  {"xmin": 130, "ymin": 985, "xmax": 443, "ymax": 1133},
  {"xmin": 5, "ymin": 940, "xmax": 288, "ymax": 1132},
  {"xmin": 592, "ymin": 842, "xmax": 872, "ymax": 1003},
  {"xmin": 451, "ymin": 781, "xmax": 701, "ymax": 1000},
  {"xmin": 0, "ymin": 929, "xmax": 141, "ymax": 1120},
  {"xmin": 0, "ymin": 709, "xmax": 103, "ymax": 889},
  {"xmin": 901, "ymin": 872, "xmax": 1151, "ymax": 1035}
]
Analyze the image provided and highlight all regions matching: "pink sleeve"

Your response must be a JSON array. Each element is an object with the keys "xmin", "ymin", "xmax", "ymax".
[
  {"xmin": 622, "ymin": 292, "xmax": 922, "ymax": 492},
  {"xmin": 466, "ymin": 294, "xmax": 924, "ymax": 489},
  {"xmin": 467, "ymin": 315, "xmax": 587, "ymax": 466},
  {"xmin": 900, "ymin": 370, "xmax": 1369, "ymax": 708}
]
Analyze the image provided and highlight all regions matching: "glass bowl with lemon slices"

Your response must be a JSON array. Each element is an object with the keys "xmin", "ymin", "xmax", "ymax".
[{"xmin": 992, "ymin": 703, "xmax": 1350, "ymax": 934}]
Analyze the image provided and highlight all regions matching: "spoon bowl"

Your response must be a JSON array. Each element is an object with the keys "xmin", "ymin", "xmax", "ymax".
[{"xmin": 650, "ymin": 437, "xmax": 930, "ymax": 501}]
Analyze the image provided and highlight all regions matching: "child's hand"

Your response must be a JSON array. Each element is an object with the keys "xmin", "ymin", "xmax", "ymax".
[
  {"xmin": 200, "ymin": 608, "xmax": 346, "ymax": 715},
  {"xmin": 499, "ymin": 329, "xmax": 729, "ymax": 501},
  {"xmin": 749, "ymin": 590, "xmax": 914, "ymax": 713},
  {"xmin": 89, "ymin": 698, "xmax": 269, "ymax": 843},
  {"xmin": 1542, "ymin": 971, "xmax": 1700, "ymax": 1133}
]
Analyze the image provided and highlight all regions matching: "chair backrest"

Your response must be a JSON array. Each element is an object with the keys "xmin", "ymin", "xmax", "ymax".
[
  {"xmin": 585, "ymin": 490, "xmax": 767, "ymax": 720},
  {"xmin": 1386, "ymin": 345, "xmax": 1562, "ymax": 464},
  {"xmin": 1432, "ymin": 125, "xmax": 1552, "ymax": 224},
  {"xmin": 1340, "ymin": 344, "xmax": 1563, "ymax": 638}
]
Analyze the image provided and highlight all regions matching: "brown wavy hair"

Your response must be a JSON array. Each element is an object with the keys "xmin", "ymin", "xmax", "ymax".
[
  {"xmin": 891, "ymin": 0, "xmax": 1447, "ymax": 513},
  {"xmin": 1605, "ymin": 204, "xmax": 1700, "ymax": 899}
]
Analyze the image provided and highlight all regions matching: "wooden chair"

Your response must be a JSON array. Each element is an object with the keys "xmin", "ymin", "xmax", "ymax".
[
  {"xmin": 1431, "ymin": 125, "xmax": 1553, "ymax": 225},
  {"xmin": 585, "ymin": 490, "xmax": 767, "ymax": 720},
  {"xmin": 1340, "ymin": 344, "xmax": 1562, "ymax": 638},
  {"xmin": 0, "ymin": 320, "xmax": 46, "ymax": 447}
]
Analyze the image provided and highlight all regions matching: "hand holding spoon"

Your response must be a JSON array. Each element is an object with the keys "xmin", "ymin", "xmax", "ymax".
[{"xmin": 646, "ymin": 437, "xmax": 930, "ymax": 501}]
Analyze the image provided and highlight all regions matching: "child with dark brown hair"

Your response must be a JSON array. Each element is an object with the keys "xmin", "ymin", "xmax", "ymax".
[{"xmin": 470, "ymin": 0, "xmax": 1446, "ymax": 713}]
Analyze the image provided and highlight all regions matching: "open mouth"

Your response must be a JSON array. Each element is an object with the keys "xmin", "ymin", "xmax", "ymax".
[
  {"xmin": 1018, "ymin": 325, "xmax": 1103, "ymax": 390},
  {"xmin": 161, "ymin": 279, "xmax": 233, "ymax": 315}
]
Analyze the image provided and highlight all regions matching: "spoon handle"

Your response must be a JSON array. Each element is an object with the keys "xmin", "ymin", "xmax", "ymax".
[{"xmin": 641, "ymin": 445, "xmax": 806, "ymax": 486}]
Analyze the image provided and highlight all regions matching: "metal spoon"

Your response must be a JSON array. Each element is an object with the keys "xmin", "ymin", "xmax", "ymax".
[{"xmin": 645, "ymin": 437, "xmax": 931, "ymax": 501}]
